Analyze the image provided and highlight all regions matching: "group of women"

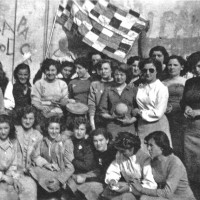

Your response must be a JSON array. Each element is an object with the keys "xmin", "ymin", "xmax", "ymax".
[{"xmin": 0, "ymin": 46, "xmax": 199, "ymax": 200}]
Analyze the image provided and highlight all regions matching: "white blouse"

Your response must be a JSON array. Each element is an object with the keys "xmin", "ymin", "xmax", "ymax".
[
  {"xmin": 105, "ymin": 149, "xmax": 157, "ymax": 189},
  {"xmin": 136, "ymin": 79, "xmax": 169, "ymax": 122}
]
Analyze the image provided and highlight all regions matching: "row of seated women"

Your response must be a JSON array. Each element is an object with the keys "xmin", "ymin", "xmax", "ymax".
[{"xmin": 0, "ymin": 106, "xmax": 196, "ymax": 200}]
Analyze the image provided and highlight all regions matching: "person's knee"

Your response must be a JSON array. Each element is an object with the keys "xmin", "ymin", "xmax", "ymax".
[{"xmin": 122, "ymin": 193, "xmax": 137, "ymax": 200}]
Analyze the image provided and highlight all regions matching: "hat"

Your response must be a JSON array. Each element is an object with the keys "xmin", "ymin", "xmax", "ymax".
[{"xmin": 66, "ymin": 102, "xmax": 88, "ymax": 115}]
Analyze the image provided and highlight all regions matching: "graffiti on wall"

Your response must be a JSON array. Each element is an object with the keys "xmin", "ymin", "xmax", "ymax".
[{"xmin": 0, "ymin": 16, "xmax": 32, "ymax": 63}]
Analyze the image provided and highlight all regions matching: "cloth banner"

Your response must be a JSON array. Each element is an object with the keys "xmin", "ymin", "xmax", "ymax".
[{"xmin": 56, "ymin": 0, "xmax": 148, "ymax": 62}]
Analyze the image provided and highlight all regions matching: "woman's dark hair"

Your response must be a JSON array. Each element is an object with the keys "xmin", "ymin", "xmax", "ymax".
[
  {"xmin": 13, "ymin": 63, "xmax": 31, "ymax": 84},
  {"xmin": 74, "ymin": 57, "xmax": 90, "ymax": 70},
  {"xmin": 127, "ymin": 56, "xmax": 141, "ymax": 65},
  {"xmin": 167, "ymin": 55, "xmax": 187, "ymax": 76},
  {"xmin": 41, "ymin": 58, "xmax": 59, "ymax": 74},
  {"xmin": 0, "ymin": 114, "xmax": 16, "ymax": 141},
  {"xmin": 145, "ymin": 131, "xmax": 173, "ymax": 156},
  {"xmin": 0, "ymin": 62, "xmax": 9, "ymax": 95},
  {"xmin": 60, "ymin": 61, "xmax": 76, "ymax": 75},
  {"xmin": 17, "ymin": 105, "xmax": 38, "ymax": 128},
  {"xmin": 186, "ymin": 51, "xmax": 200, "ymax": 73},
  {"xmin": 97, "ymin": 59, "xmax": 115, "ymax": 73},
  {"xmin": 72, "ymin": 116, "xmax": 90, "ymax": 133},
  {"xmin": 149, "ymin": 46, "xmax": 169, "ymax": 64},
  {"xmin": 42, "ymin": 116, "xmax": 63, "ymax": 137},
  {"xmin": 114, "ymin": 132, "xmax": 141, "ymax": 154},
  {"xmin": 114, "ymin": 63, "xmax": 129, "ymax": 81},
  {"xmin": 91, "ymin": 127, "xmax": 113, "ymax": 141},
  {"xmin": 139, "ymin": 57, "xmax": 163, "ymax": 75}
]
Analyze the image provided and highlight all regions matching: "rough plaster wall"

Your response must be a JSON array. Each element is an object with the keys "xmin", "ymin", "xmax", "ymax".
[{"xmin": 0, "ymin": 0, "xmax": 200, "ymax": 81}]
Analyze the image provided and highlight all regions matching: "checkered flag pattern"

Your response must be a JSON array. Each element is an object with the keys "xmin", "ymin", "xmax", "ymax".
[{"xmin": 57, "ymin": 0, "xmax": 148, "ymax": 62}]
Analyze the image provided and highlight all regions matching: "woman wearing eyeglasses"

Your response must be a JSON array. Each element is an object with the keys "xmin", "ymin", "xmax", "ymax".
[{"xmin": 134, "ymin": 58, "xmax": 172, "ymax": 150}]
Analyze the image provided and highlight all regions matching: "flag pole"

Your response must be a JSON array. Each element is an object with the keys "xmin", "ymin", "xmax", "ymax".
[
  {"xmin": 12, "ymin": 0, "xmax": 18, "ymax": 83},
  {"xmin": 45, "ymin": 10, "xmax": 58, "ymax": 59}
]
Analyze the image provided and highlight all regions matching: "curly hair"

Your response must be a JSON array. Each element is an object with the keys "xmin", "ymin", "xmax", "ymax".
[
  {"xmin": 0, "ymin": 62, "xmax": 9, "ymax": 95},
  {"xmin": 41, "ymin": 58, "xmax": 59, "ymax": 74},
  {"xmin": 0, "ymin": 114, "xmax": 16, "ymax": 141},
  {"xmin": 41, "ymin": 116, "xmax": 63, "ymax": 137},
  {"xmin": 13, "ymin": 63, "xmax": 31, "ymax": 85},
  {"xmin": 74, "ymin": 57, "xmax": 91, "ymax": 70},
  {"xmin": 166, "ymin": 55, "xmax": 187, "ymax": 76},
  {"xmin": 139, "ymin": 57, "xmax": 163, "ymax": 75},
  {"xmin": 91, "ymin": 127, "xmax": 113, "ymax": 141},
  {"xmin": 17, "ymin": 105, "xmax": 38, "ymax": 128},
  {"xmin": 149, "ymin": 46, "xmax": 169, "ymax": 64},
  {"xmin": 60, "ymin": 61, "xmax": 76, "ymax": 75},
  {"xmin": 144, "ymin": 131, "xmax": 173, "ymax": 156},
  {"xmin": 114, "ymin": 132, "xmax": 141, "ymax": 154},
  {"xmin": 72, "ymin": 116, "xmax": 90, "ymax": 132},
  {"xmin": 186, "ymin": 51, "xmax": 200, "ymax": 73}
]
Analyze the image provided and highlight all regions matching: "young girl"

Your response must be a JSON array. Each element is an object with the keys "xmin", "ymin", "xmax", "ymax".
[
  {"xmin": 0, "ymin": 113, "xmax": 21, "ymax": 200},
  {"xmin": 13, "ymin": 63, "xmax": 31, "ymax": 111},
  {"xmin": 30, "ymin": 116, "xmax": 74, "ymax": 198},
  {"xmin": 15, "ymin": 105, "xmax": 42, "ymax": 200}
]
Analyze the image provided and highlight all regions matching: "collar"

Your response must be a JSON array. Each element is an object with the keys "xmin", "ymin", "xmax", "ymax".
[
  {"xmin": 44, "ymin": 134, "xmax": 62, "ymax": 144},
  {"xmin": 79, "ymin": 72, "xmax": 90, "ymax": 80},
  {"xmin": 0, "ymin": 139, "xmax": 13, "ymax": 151},
  {"xmin": 101, "ymin": 77, "xmax": 114, "ymax": 83}
]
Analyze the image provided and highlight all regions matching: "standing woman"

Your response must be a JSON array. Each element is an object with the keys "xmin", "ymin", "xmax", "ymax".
[
  {"xmin": 180, "ymin": 52, "xmax": 200, "ymax": 183},
  {"xmin": 31, "ymin": 58, "xmax": 69, "ymax": 118},
  {"xmin": 149, "ymin": 46, "xmax": 169, "ymax": 81},
  {"xmin": 0, "ymin": 61, "xmax": 15, "ymax": 111},
  {"xmin": 163, "ymin": 55, "xmax": 187, "ymax": 159},
  {"xmin": 88, "ymin": 59, "xmax": 114, "ymax": 130},
  {"xmin": 135, "ymin": 58, "xmax": 171, "ymax": 149},
  {"xmin": 68, "ymin": 57, "xmax": 92, "ymax": 105},
  {"xmin": 13, "ymin": 63, "xmax": 31, "ymax": 111},
  {"xmin": 99, "ymin": 63, "xmax": 137, "ymax": 139}
]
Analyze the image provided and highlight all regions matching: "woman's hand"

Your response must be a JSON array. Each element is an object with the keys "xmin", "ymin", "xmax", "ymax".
[
  {"xmin": 117, "ymin": 116, "xmax": 136, "ymax": 125},
  {"xmin": 130, "ymin": 179, "xmax": 143, "ymax": 193},
  {"xmin": 165, "ymin": 104, "xmax": 173, "ymax": 114},
  {"xmin": 47, "ymin": 178, "xmax": 60, "ymax": 191},
  {"xmin": 76, "ymin": 174, "xmax": 86, "ymax": 184},
  {"xmin": 13, "ymin": 179, "xmax": 23, "ymax": 193},
  {"xmin": 108, "ymin": 179, "xmax": 118, "ymax": 189},
  {"xmin": 44, "ymin": 163, "xmax": 57, "ymax": 171},
  {"xmin": 115, "ymin": 182, "xmax": 129, "ymax": 193},
  {"xmin": 2, "ymin": 175, "xmax": 14, "ymax": 185},
  {"xmin": 184, "ymin": 106, "xmax": 195, "ymax": 119}
]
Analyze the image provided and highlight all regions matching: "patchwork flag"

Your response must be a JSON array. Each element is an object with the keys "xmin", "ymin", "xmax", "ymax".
[{"xmin": 57, "ymin": 0, "xmax": 148, "ymax": 62}]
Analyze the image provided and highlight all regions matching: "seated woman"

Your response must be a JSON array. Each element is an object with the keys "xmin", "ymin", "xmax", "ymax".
[
  {"xmin": 103, "ymin": 132, "xmax": 157, "ymax": 200},
  {"xmin": 131, "ymin": 131, "xmax": 196, "ymax": 200},
  {"xmin": 76, "ymin": 127, "xmax": 117, "ymax": 200},
  {"xmin": 0, "ymin": 113, "xmax": 21, "ymax": 200},
  {"xmin": 0, "ymin": 61, "xmax": 15, "ymax": 111},
  {"xmin": 13, "ymin": 63, "xmax": 31, "ymax": 111},
  {"xmin": 29, "ymin": 116, "xmax": 74, "ymax": 199},
  {"xmin": 68, "ymin": 57, "xmax": 92, "ymax": 105},
  {"xmin": 15, "ymin": 105, "xmax": 43, "ymax": 200},
  {"xmin": 31, "ymin": 58, "xmax": 69, "ymax": 118},
  {"xmin": 99, "ymin": 63, "xmax": 137, "ymax": 139}
]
